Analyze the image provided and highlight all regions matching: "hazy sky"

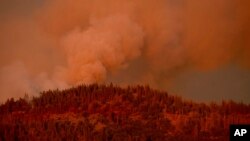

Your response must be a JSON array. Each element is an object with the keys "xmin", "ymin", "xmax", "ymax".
[
  {"xmin": 171, "ymin": 65, "xmax": 250, "ymax": 103},
  {"xmin": 0, "ymin": 0, "xmax": 250, "ymax": 103}
]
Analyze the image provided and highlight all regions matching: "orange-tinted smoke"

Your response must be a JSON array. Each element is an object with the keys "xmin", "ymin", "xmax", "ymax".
[{"xmin": 0, "ymin": 0, "xmax": 250, "ymax": 102}]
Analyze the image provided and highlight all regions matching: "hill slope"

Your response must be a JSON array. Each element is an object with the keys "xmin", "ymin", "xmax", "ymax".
[{"xmin": 0, "ymin": 84, "xmax": 250, "ymax": 141}]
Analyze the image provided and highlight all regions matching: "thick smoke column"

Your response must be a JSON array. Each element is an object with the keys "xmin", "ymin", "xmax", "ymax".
[
  {"xmin": 0, "ymin": 0, "xmax": 250, "ymax": 102},
  {"xmin": 60, "ymin": 15, "xmax": 144, "ymax": 85}
]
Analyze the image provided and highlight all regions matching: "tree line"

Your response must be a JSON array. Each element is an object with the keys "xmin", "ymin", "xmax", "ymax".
[{"xmin": 0, "ymin": 84, "xmax": 250, "ymax": 141}]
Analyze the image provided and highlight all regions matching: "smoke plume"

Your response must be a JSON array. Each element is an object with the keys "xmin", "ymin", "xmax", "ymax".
[
  {"xmin": 60, "ymin": 15, "xmax": 144, "ymax": 85},
  {"xmin": 0, "ymin": 0, "xmax": 250, "ymax": 102}
]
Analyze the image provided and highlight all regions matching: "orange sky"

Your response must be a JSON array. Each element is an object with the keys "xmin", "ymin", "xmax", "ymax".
[{"xmin": 0, "ymin": 0, "xmax": 250, "ymax": 103}]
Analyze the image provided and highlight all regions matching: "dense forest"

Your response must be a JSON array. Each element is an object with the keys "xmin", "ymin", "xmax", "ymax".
[{"xmin": 0, "ymin": 84, "xmax": 250, "ymax": 141}]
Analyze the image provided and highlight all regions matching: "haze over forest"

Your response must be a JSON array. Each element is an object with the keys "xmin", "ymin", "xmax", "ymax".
[{"xmin": 0, "ymin": 0, "xmax": 250, "ymax": 103}]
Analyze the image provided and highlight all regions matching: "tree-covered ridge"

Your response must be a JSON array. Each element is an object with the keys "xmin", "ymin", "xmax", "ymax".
[{"xmin": 0, "ymin": 84, "xmax": 250, "ymax": 141}]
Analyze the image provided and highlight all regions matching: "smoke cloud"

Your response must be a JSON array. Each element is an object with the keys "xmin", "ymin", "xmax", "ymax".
[
  {"xmin": 60, "ymin": 15, "xmax": 144, "ymax": 85},
  {"xmin": 0, "ymin": 0, "xmax": 250, "ymax": 102}
]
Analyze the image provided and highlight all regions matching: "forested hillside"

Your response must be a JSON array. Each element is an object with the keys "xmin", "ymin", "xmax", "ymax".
[{"xmin": 0, "ymin": 84, "xmax": 250, "ymax": 141}]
